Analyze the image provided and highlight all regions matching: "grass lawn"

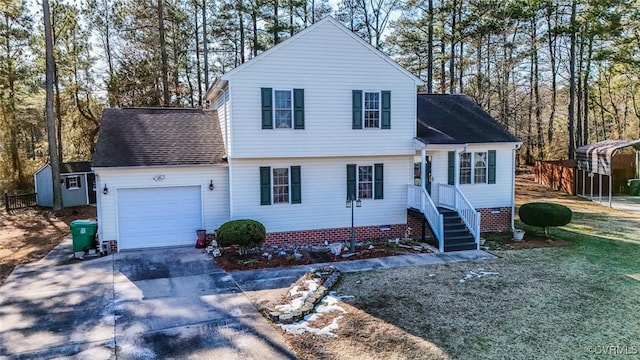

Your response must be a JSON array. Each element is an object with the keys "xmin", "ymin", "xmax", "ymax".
[{"xmin": 280, "ymin": 173, "xmax": 640, "ymax": 359}]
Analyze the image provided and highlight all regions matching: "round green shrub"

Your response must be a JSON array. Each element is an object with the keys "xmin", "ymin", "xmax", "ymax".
[
  {"xmin": 519, "ymin": 202, "xmax": 572, "ymax": 236},
  {"xmin": 216, "ymin": 219, "xmax": 266, "ymax": 249}
]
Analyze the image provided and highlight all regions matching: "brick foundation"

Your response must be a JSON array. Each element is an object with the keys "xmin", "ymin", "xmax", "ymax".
[
  {"xmin": 478, "ymin": 207, "xmax": 512, "ymax": 232},
  {"xmin": 264, "ymin": 223, "xmax": 407, "ymax": 246},
  {"xmin": 407, "ymin": 212, "xmax": 435, "ymax": 239}
]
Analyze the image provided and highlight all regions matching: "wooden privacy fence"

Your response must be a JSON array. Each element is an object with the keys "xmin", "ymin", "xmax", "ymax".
[
  {"xmin": 534, "ymin": 160, "xmax": 577, "ymax": 195},
  {"xmin": 4, "ymin": 192, "xmax": 37, "ymax": 213}
]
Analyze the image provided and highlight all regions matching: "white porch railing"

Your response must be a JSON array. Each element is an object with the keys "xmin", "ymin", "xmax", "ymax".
[
  {"xmin": 438, "ymin": 184, "xmax": 481, "ymax": 248},
  {"xmin": 407, "ymin": 185, "xmax": 444, "ymax": 252}
]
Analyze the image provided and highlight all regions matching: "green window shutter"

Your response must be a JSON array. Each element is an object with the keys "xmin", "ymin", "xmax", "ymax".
[
  {"xmin": 293, "ymin": 89, "xmax": 304, "ymax": 129},
  {"xmin": 374, "ymin": 163, "xmax": 384, "ymax": 199},
  {"xmin": 261, "ymin": 88, "xmax": 273, "ymax": 129},
  {"xmin": 347, "ymin": 164, "xmax": 356, "ymax": 199},
  {"xmin": 488, "ymin": 150, "xmax": 496, "ymax": 184},
  {"xmin": 352, "ymin": 90, "xmax": 363, "ymax": 129},
  {"xmin": 381, "ymin": 91, "xmax": 391, "ymax": 129},
  {"xmin": 260, "ymin": 166, "xmax": 271, "ymax": 205},
  {"xmin": 447, "ymin": 151, "xmax": 455, "ymax": 185},
  {"xmin": 291, "ymin": 166, "xmax": 301, "ymax": 204}
]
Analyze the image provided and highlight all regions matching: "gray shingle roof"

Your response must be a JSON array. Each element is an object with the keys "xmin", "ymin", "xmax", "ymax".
[
  {"xmin": 92, "ymin": 108, "xmax": 226, "ymax": 168},
  {"xmin": 416, "ymin": 94, "xmax": 520, "ymax": 145}
]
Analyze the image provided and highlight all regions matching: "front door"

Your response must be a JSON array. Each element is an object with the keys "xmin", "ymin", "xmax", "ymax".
[{"xmin": 425, "ymin": 155, "xmax": 432, "ymax": 194}]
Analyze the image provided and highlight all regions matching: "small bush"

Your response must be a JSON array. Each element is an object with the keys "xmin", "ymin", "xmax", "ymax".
[
  {"xmin": 519, "ymin": 202, "xmax": 572, "ymax": 236},
  {"xmin": 217, "ymin": 219, "xmax": 266, "ymax": 250}
]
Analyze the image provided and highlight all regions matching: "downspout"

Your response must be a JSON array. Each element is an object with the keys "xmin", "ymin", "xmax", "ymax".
[{"xmin": 511, "ymin": 143, "xmax": 522, "ymax": 230}]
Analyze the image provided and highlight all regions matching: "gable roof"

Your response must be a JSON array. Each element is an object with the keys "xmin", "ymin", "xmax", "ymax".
[
  {"xmin": 416, "ymin": 94, "xmax": 520, "ymax": 145},
  {"xmin": 92, "ymin": 108, "xmax": 226, "ymax": 168},
  {"xmin": 205, "ymin": 16, "xmax": 422, "ymax": 99}
]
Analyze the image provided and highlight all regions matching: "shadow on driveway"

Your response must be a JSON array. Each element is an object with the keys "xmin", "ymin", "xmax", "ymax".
[{"xmin": 0, "ymin": 241, "xmax": 296, "ymax": 359}]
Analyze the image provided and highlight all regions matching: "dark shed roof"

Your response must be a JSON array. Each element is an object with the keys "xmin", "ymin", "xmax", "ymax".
[
  {"xmin": 60, "ymin": 161, "xmax": 92, "ymax": 174},
  {"xmin": 416, "ymin": 94, "xmax": 519, "ymax": 145},
  {"xmin": 92, "ymin": 108, "xmax": 226, "ymax": 168}
]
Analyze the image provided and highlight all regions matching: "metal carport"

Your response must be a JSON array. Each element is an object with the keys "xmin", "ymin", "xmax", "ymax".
[{"xmin": 576, "ymin": 140, "xmax": 640, "ymax": 207}]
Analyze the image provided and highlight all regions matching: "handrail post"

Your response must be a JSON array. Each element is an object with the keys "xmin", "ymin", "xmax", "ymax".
[{"xmin": 5, "ymin": 191, "xmax": 9, "ymax": 213}]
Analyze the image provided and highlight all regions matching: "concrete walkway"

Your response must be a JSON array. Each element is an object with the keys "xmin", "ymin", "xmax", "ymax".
[{"xmin": 0, "ymin": 239, "xmax": 494, "ymax": 359}]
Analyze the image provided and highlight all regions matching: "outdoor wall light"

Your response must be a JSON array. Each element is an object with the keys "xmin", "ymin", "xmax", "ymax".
[
  {"xmin": 102, "ymin": 184, "xmax": 108, "ymax": 195},
  {"xmin": 209, "ymin": 180, "xmax": 215, "ymax": 191}
]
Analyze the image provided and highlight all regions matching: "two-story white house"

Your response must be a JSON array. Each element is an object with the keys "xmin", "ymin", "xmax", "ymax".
[{"xmin": 92, "ymin": 17, "xmax": 520, "ymax": 253}]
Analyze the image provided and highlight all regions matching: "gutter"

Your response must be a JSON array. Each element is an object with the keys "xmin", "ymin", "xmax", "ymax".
[{"xmin": 511, "ymin": 142, "xmax": 523, "ymax": 230}]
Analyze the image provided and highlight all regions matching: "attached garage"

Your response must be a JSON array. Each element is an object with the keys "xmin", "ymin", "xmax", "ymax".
[
  {"xmin": 117, "ymin": 186, "xmax": 203, "ymax": 250},
  {"xmin": 92, "ymin": 108, "xmax": 229, "ymax": 252}
]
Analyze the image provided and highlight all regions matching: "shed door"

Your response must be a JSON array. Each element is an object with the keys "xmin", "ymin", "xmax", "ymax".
[{"xmin": 117, "ymin": 186, "xmax": 202, "ymax": 250}]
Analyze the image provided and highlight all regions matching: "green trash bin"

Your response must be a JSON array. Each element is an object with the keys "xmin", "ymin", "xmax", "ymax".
[{"xmin": 70, "ymin": 220, "xmax": 98, "ymax": 253}]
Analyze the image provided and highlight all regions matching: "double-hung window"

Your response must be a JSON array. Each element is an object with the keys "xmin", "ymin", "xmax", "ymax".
[
  {"xmin": 358, "ymin": 166, "xmax": 373, "ymax": 199},
  {"xmin": 272, "ymin": 168, "xmax": 290, "ymax": 203},
  {"xmin": 260, "ymin": 166, "xmax": 301, "ymax": 205},
  {"xmin": 474, "ymin": 152, "xmax": 487, "ymax": 183},
  {"xmin": 274, "ymin": 90, "xmax": 292, "ymax": 129},
  {"xmin": 459, "ymin": 152, "xmax": 488, "ymax": 184},
  {"xmin": 363, "ymin": 92, "xmax": 380, "ymax": 128}
]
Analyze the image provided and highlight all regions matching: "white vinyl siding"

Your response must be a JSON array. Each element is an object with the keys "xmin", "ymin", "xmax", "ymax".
[
  {"xmin": 428, "ymin": 145, "xmax": 515, "ymax": 208},
  {"xmin": 213, "ymin": 87, "xmax": 231, "ymax": 154},
  {"xmin": 230, "ymin": 156, "xmax": 410, "ymax": 233},
  {"xmin": 224, "ymin": 20, "xmax": 416, "ymax": 158},
  {"xmin": 94, "ymin": 165, "xmax": 230, "ymax": 247}
]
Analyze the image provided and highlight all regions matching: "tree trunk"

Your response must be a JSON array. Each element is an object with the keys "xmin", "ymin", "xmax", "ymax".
[
  {"xmin": 427, "ymin": 0, "xmax": 433, "ymax": 93},
  {"xmin": 43, "ymin": 0, "xmax": 62, "ymax": 210},
  {"xmin": 202, "ymin": 0, "xmax": 209, "ymax": 89},
  {"xmin": 158, "ymin": 0, "xmax": 170, "ymax": 106},
  {"xmin": 567, "ymin": 0, "xmax": 577, "ymax": 159}
]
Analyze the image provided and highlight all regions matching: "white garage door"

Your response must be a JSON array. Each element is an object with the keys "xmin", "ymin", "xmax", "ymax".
[{"xmin": 117, "ymin": 186, "xmax": 202, "ymax": 250}]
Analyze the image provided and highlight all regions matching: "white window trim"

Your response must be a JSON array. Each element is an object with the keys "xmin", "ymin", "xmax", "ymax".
[
  {"xmin": 362, "ymin": 90, "xmax": 381, "ymax": 129},
  {"xmin": 357, "ymin": 164, "xmax": 374, "ymax": 199},
  {"xmin": 272, "ymin": 167, "xmax": 291, "ymax": 204},
  {"xmin": 273, "ymin": 89, "xmax": 293, "ymax": 129},
  {"xmin": 67, "ymin": 175, "xmax": 81, "ymax": 190},
  {"xmin": 459, "ymin": 152, "xmax": 488, "ymax": 185}
]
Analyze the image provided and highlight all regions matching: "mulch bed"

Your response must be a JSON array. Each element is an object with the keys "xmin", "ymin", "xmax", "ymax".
[{"xmin": 215, "ymin": 243, "xmax": 430, "ymax": 271}]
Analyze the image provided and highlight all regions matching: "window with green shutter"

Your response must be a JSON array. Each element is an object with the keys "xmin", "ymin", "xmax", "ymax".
[
  {"xmin": 352, "ymin": 90, "xmax": 390, "ymax": 129},
  {"xmin": 352, "ymin": 91, "xmax": 363, "ymax": 129},
  {"xmin": 488, "ymin": 150, "xmax": 496, "ymax": 184},
  {"xmin": 261, "ymin": 88, "xmax": 273, "ymax": 129},
  {"xmin": 374, "ymin": 163, "xmax": 384, "ymax": 199},
  {"xmin": 293, "ymin": 89, "xmax": 304, "ymax": 129},
  {"xmin": 381, "ymin": 91, "xmax": 391, "ymax": 129},
  {"xmin": 260, "ymin": 167, "xmax": 271, "ymax": 205},
  {"xmin": 262, "ymin": 88, "xmax": 304, "ymax": 129},
  {"xmin": 291, "ymin": 166, "xmax": 301, "ymax": 203},
  {"xmin": 347, "ymin": 163, "xmax": 383, "ymax": 200},
  {"xmin": 347, "ymin": 164, "xmax": 356, "ymax": 199}
]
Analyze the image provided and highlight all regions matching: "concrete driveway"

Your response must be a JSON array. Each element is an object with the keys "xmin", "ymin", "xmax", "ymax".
[{"xmin": 0, "ymin": 240, "xmax": 296, "ymax": 359}]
